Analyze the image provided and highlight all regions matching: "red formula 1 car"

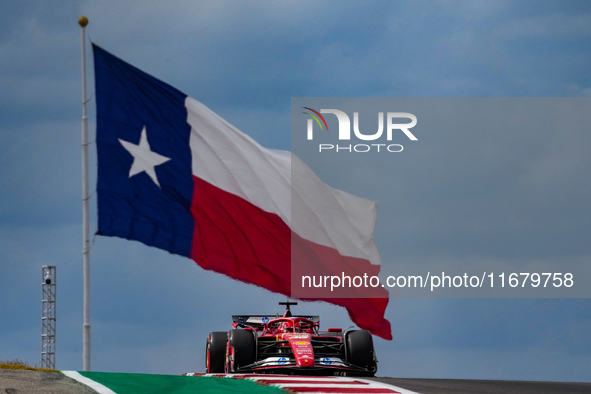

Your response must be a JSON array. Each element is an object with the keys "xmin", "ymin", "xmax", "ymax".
[{"xmin": 205, "ymin": 302, "xmax": 377, "ymax": 376}]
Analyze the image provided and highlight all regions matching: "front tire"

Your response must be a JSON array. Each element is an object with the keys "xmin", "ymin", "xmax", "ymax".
[
  {"xmin": 206, "ymin": 331, "xmax": 227, "ymax": 373},
  {"xmin": 226, "ymin": 329, "xmax": 255, "ymax": 373},
  {"xmin": 346, "ymin": 330, "xmax": 377, "ymax": 376}
]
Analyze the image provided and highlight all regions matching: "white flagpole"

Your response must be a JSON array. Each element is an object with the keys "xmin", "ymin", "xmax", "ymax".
[{"xmin": 79, "ymin": 15, "xmax": 91, "ymax": 372}]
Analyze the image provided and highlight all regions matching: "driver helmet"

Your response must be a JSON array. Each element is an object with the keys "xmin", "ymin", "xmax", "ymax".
[{"xmin": 279, "ymin": 321, "xmax": 293, "ymax": 332}]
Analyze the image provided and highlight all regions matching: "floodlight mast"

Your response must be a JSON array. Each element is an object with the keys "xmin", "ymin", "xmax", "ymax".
[{"xmin": 41, "ymin": 266, "xmax": 56, "ymax": 369}]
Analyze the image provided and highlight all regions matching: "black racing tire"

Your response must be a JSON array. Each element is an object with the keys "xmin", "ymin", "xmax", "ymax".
[
  {"xmin": 206, "ymin": 331, "xmax": 227, "ymax": 373},
  {"xmin": 227, "ymin": 329, "xmax": 255, "ymax": 373},
  {"xmin": 346, "ymin": 330, "xmax": 377, "ymax": 376}
]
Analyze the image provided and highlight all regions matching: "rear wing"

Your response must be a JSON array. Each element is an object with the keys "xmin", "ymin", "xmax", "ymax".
[{"xmin": 232, "ymin": 315, "xmax": 320, "ymax": 331}]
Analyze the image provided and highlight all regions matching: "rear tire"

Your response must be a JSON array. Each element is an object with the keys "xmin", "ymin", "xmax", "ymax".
[
  {"xmin": 346, "ymin": 330, "xmax": 377, "ymax": 376},
  {"xmin": 226, "ymin": 329, "xmax": 255, "ymax": 373},
  {"xmin": 206, "ymin": 331, "xmax": 227, "ymax": 373}
]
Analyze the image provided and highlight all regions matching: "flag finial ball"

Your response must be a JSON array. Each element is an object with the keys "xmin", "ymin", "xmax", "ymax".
[{"xmin": 79, "ymin": 16, "xmax": 89, "ymax": 27}]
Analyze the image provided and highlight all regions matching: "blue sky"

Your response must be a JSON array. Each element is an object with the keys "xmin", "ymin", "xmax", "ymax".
[{"xmin": 1, "ymin": 0, "xmax": 591, "ymax": 382}]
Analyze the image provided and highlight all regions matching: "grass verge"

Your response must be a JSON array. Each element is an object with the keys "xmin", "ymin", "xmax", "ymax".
[{"xmin": 0, "ymin": 359, "xmax": 58, "ymax": 372}]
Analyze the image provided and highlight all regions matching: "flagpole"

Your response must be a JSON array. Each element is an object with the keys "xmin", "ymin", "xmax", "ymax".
[{"xmin": 79, "ymin": 15, "xmax": 91, "ymax": 372}]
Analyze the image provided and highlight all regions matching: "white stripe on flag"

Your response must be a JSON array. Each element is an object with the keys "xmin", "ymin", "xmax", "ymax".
[{"xmin": 186, "ymin": 97, "xmax": 381, "ymax": 264}]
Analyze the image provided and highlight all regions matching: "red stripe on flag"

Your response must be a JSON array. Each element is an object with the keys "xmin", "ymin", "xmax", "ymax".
[
  {"xmin": 190, "ymin": 176, "xmax": 391, "ymax": 339},
  {"xmin": 190, "ymin": 176, "xmax": 291, "ymax": 295}
]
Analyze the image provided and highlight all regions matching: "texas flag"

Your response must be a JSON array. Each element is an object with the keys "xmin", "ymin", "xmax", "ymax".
[{"xmin": 93, "ymin": 44, "xmax": 392, "ymax": 339}]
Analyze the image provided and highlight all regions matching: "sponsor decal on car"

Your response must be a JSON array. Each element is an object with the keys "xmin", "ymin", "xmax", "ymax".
[
  {"xmin": 288, "ymin": 334, "xmax": 311, "ymax": 339},
  {"xmin": 318, "ymin": 357, "xmax": 346, "ymax": 367}
]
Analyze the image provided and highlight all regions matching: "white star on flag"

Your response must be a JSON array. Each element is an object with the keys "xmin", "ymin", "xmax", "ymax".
[{"xmin": 118, "ymin": 126, "xmax": 170, "ymax": 188}]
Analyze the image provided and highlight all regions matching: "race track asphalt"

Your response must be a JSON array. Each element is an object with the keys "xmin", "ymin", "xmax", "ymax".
[{"xmin": 372, "ymin": 376, "xmax": 591, "ymax": 394}]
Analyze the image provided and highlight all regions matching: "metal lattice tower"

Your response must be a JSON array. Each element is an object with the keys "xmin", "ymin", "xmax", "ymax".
[{"xmin": 41, "ymin": 265, "xmax": 56, "ymax": 369}]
